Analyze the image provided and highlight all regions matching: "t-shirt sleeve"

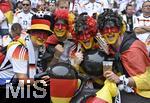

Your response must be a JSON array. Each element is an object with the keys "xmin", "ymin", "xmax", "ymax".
[{"xmin": 9, "ymin": 45, "xmax": 28, "ymax": 74}]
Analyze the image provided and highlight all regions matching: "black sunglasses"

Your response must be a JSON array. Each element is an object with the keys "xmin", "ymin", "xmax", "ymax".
[{"xmin": 23, "ymin": 4, "xmax": 30, "ymax": 6}]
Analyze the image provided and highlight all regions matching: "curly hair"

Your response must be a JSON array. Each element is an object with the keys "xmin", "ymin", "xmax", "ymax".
[
  {"xmin": 74, "ymin": 13, "xmax": 97, "ymax": 37},
  {"xmin": 97, "ymin": 9, "xmax": 123, "ymax": 33}
]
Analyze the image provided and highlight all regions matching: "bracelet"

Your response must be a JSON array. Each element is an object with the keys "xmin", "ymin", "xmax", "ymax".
[
  {"xmin": 119, "ymin": 75, "xmax": 129, "ymax": 86},
  {"xmin": 117, "ymin": 75, "xmax": 134, "ymax": 93}
]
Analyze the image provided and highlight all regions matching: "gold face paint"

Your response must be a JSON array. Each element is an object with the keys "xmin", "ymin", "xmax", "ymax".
[
  {"xmin": 79, "ymin": 37, "xmax": 94, "ymax": 49},
  {"xmin": 103, "ymin": 32, "xmax": 120, "ymax": 44},
  {"xmin": 101, "ymin": 26, "xmax": 120, "ymax": 44},
  {"xmin": 54, "ymin": 20, "xmax": 68, "ymax": 38},
  {"xmin": 30, "ymin": 31, "xmax": 49, "ymax": 46},
  {"xmin": 31, "ymin": 36, "xmax": 43, "ymax": 46}
]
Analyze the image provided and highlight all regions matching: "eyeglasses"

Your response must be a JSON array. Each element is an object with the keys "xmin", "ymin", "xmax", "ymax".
[{"xmin": 23, "ymin": 4, "xmax": 30, "ymax": 6}]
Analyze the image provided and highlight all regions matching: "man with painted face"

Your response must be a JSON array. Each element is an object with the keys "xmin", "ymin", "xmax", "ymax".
[
  {"xmin": 45, "ymin": 8, "xmax": 75, "ymax": 66},
  {"xmin": 0, "ymin": 13, "xmax": 52, "ymax": 102},
  {"xmin": 72, "ymin": 12, "xmax": 98, "ymax": 50},
  {"xmin": 88, "ymin": 9, "xmax": 150, "ymax": 103},
  {"xmin": 70, "ymin": 13, "xmax": 109, "ymax": 89}
]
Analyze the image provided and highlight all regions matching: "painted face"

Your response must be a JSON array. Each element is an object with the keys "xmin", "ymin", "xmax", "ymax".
[
  {"xmin": 54, "ymin": 19, "xmax": 68, "ymax": 38},
  {"xmin": 102, "ymin": 27, "xmax": 120, "ymax": 44},
  {"xmin": 30, "ymin": 31, "xmax": 49, "ymax": 46},
  {"xmin": 78, "ymin": 33, "xmax": 94, "ymax": 50}
]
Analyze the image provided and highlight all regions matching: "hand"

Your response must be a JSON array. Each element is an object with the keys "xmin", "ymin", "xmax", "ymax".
[
  {"xmin": 104, "ymin": 71, "xmax": 120, "ymax": 84},
  {"xmin": 41, "ymin": 76, "xmax": 50, "ymax": 86},
  {"xmin": 74, "ymin": 51, "xmax": 83, "ymax": 65},
  {"xmin": 54, "ymin": 44, "xmax": 64, "ymax": 57}
]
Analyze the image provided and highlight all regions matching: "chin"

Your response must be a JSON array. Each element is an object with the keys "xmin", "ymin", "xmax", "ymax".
[
  {"xmin": 83, "ymin": 45, "xmax": 92, "ymax": 50},
  {"xmin": 107, "ymin": 41, "xmax": 116, "ymax": 45},
  {"xmin": 106, "ymin": 38, "xmax": 117, "ymax": 45}
]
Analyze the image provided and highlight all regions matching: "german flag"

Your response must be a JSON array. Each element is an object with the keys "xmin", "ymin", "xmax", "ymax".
[
  {"xmin": 0, "ymin": 1, "xmax": 13, "ymax": 24},
  {"xmin": 50, "ymin": 79, "xmax": 78, "ymax": 103}
]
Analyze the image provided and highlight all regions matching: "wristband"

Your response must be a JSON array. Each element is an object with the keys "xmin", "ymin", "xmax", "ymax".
[
  {"xmin": 119, "ymin": 75, "xmax": 129, "ymax": 86},
  {"xmin": 118, "ymin": 75, "xmax": 134, "ymax": 93}
]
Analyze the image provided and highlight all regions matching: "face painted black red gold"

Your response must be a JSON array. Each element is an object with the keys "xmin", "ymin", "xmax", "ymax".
[
  {"xmin": 97, "ymin": 9, "xmax": 125, "ymax": 45},
  {"xmin": 101, "ymin": 26, "xmax": 120, "ymax": 44},
  {"xmin": 54, "ymin": 19, "xmax": 68, "ymax": 38},
  {"xmin": 73, "ymin": 14, "xmax": 97, "ymax": 49}
]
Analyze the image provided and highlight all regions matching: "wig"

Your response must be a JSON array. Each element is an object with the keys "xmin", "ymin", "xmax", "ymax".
[
  {"xmin": 54, "ymin": 9, "xmax": 69, "ymax": 24},
  {"xmin": 97, "ymin": 9, "xmax": 123, "ymax": 34},
  {"xmin": 73, "ymin": 13, "xmax": 97, "ymax": 40}
]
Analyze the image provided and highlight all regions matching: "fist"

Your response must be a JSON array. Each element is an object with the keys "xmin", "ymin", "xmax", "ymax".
[
  {"xmin": 55, "ymin": 44, "xmax": 64, "ymax": 56},
  {"xmin": 104, "ymin": 71, "xmax": 120, "ymax": 84},
  {"xmin": 74, "ymin": 51, "xmax": 83, "ymax": 65}
]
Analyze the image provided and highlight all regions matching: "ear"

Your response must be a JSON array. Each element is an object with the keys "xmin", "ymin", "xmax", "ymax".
[{"xmin": 120, "ymin": 21, "xmax": 126, "ymax": 35}]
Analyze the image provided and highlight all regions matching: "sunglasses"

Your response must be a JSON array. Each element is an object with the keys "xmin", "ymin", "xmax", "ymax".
[{"xmin": 23, "ymin": 4, "xmax": 30, "ymax": 6}]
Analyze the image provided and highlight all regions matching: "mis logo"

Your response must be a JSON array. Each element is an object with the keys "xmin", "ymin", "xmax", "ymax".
[{"xmin": 5, "ymin": 80, "xmax": 47, "ymax": 98}]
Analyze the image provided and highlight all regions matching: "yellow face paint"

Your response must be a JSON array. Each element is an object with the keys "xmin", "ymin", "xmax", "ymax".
[
  {"xmin": 54, "ymin": 28, "xmax": 67, "ymax": 38},
  {"xmin": 54, "ymin": 20, "xmax": 68, "ymax": 38},
  {"xmin": 30, "ymin": 31, "xmax": 49, "ymax": 46},
  {"xmin": 103, "ymin": 32, "xmax": 120, "ymax": 44},
  {"xmin": 79, "ymin": 37, "xmax": 94, "ymax": 49},
  {"xmin": 101, "ymin": 26, "xmax": 121, "ymax": 44},
  {"xmin": 30, "ymin": 36, "xmax": 44, "ymax": 46}
]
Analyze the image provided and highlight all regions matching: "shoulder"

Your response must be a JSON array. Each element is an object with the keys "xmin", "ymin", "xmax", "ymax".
[
  {"xmin": 96, "ymin": 2, "xmax": 103, "ymax": 5},
  {"xmin": 137, "ymin": 14, "xmax": 144, "ymax": 19},
  {"xmin": 12, "ymin": 45, "xmax": 28, "ymax": 60},
  {"xmin": 83, "ymin": 2, "xmax": 90, "ymax": 6},
  {"xmin": 84, "ymin": 2, "xmax": 89, "ymax": 5},
  {"xmin": 95, "ymin": 1, "xmax": 103, "ymax": 6},
  {"xmin": 121, "ymin": 14, "xmax": 126, "ymax": 19},
  {"xmin": 133, "ymin": 15, "xmax": 137, "ymax": 19},
  {"xmin": 14, "ymin": 11, "xmax": 22, "ymax": 16},
  {"xmin": 7, "ymin": 42, "xmax": 28, "ymax": 60},
  {"xmin": 29, "ymin": 10, "xmax": 35, "ymax": 15},
  {"xmin": 131, "ymin": 40, "xmax": 147, "ymax": 50}
]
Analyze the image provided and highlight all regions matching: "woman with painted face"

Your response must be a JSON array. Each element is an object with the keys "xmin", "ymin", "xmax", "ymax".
[{"xmin": 87, "ymin": 9, "xmax": 150, "ymax": 103}]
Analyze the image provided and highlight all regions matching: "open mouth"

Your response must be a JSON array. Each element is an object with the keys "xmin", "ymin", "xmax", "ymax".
[
  {"xmin": 107, "ymin": 34, "xmax": 115, "ymax": 41},
  {"xmin": 84, "ymin": 41, "xmax": 90, "ymax": 47},
  {"xmin": 82, "ymin": 39, "xmax": 91, "ymax": 47},
  {"xmin": 55, "ymin": 31, "xmax": 65, "ymax": 37}
]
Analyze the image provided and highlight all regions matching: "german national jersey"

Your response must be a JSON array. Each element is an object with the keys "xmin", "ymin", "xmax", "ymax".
[
  {"xmin": 0, "ymin": 40, "xmax": 28, "ymax": 85},
  {"xmin": 13, "ymin": 11, "xmax": 33, "ymax": 31}
]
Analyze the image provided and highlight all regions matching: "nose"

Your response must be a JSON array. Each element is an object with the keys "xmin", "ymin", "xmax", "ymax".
[
  {"xmin": 108, "ymin": 28, "xmax": 111, "ymax": 33},
  {"xmin": 58, "ymin": 24, "xmax": 62, "ymax": 29},
  {"xmin": 40, "ymin": 34, "xmax": 44, "ymax": 39},
  {"xmin": 83, "ymin": 34, "xmax": 87, "ymax": 40},
  {"xmin": 39, "ymin": 34, "xmax": 47, "ymax": 39}
]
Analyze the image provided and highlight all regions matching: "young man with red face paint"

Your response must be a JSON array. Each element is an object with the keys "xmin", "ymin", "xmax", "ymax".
[
  {"xmin": 70, "ymin": 9, "xmax": 150, "ymax": 103},
  {"xmin": 70, "ymin": 13, "xmax": 109, "ymax": 90},
  {"xmin": 85, "ymin": 9, "xmax": 150, "ymax": 103},
  {"xmin": 43, "ymin": 8, "xmax": 88, "ymax": 103},
  {"xmin": 45, "ymin": 9, "xmax": 76, "ymax": 66}
]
